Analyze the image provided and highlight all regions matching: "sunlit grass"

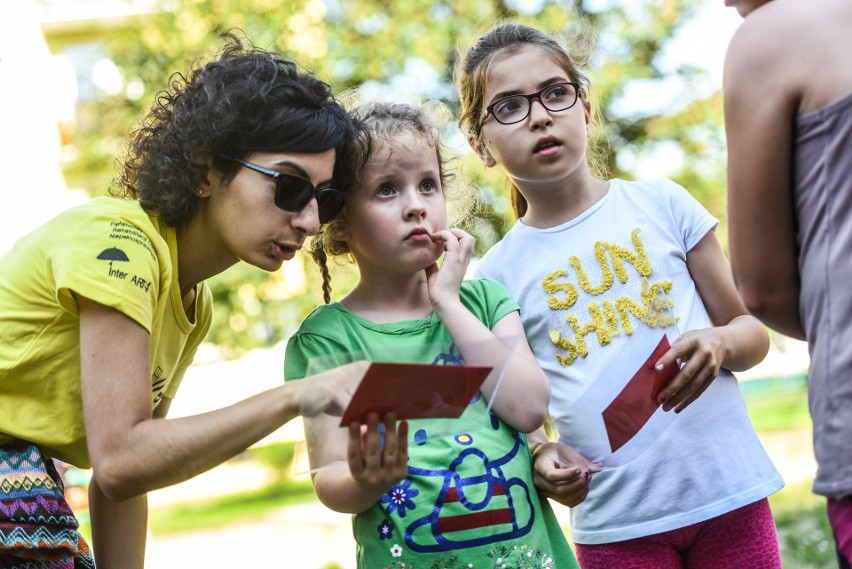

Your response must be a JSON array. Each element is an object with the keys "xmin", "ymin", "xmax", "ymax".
[
  {"xmin": 747, "ymin": 389, "xmax": 812, "ymax": 431},
  {"xmin": 742, "ymin": 373, "xmax": 811, "ymax": 432},
  {"xmin": 149, "ymin": 479, "xmax": 316, "ymax": 535},
  {"xmin": 770, "ymin": 481, "xmax": 836, "ymax": 568},
  {"xmin": 744, "ymin": 377, "xmax": 835, "ymax": 568},
  {"xmin": 76, "ymin": 479, "xmax": 316, "ymax": 540}
]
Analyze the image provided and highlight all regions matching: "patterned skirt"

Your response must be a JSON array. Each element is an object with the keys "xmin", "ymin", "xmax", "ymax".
[{"xmin": 0, "ymin": 441, "xmax": 95, "ymax": 568}]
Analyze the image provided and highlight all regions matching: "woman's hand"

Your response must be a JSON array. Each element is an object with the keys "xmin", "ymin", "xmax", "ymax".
[{"xmin": 298, "ymin": 360, "xmax": 371, "ymax": 417}]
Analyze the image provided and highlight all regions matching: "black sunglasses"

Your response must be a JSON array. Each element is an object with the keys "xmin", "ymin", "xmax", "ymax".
[{"xmin": 217, "ymin": 155, "xmax": 344, "ymax": 224}]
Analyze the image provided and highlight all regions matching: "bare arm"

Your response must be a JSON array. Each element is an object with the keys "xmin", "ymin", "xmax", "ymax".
[
  {"xmin": 78, "ymin": 296, "xmax": 365, "ymax": 502},
  {"xmin": 88, "ymin": 480, "xmax": 147, "ymax": 568},
  {"xmin": 435, "ymin": 305, "xmax": 549, "ymax": 433},
  {"xmin": 655, "ymin": 231, "xmax": 770, "ymax": 412},
  {"xmin": 724, "ymin": 13, "xmax": 805, "ymax": 339},
  {"xmin": 428, "ymin": 229, "xmax": 550, "ymax": 433},
  {"xmin": 305, "ymin": 412, "xmax": 408, "ymax": 514},
  {"xmin": 86, "ymin": 398, "xmax": 177, "ymax": 567}
]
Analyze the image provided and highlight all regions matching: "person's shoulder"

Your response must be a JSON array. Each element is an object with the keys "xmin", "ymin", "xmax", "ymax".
[
  {"xmin": 650, "ymin": 178, "xmax": 703, "ymax": 205},
  {"xmin": 76, "ymin": 196, "xmax": 148, "ymax": 218},
  {"xmin": 730, "ymin": 1, "xmax": 801, "ymax": 43},
  {"xmin": 36, "ymin": 196, "xmax": 144, "ymax": 226},
  {"xmin": 295, "ymin": 302, "xmax": 348, "ymax": 333},
  {"xmin": 461, "ymin": 277, "xmax": 510, "ymax": 298},
  {"xmin": 459, "ymin": 278, "xmax": 518, "ymax": 323},
  {"xmin": 61, "ymin": 197, "xmax": 160, "ymax": 236},
  {"xmin": 619, "ymin": 178, "xmax": 709, "ymax": 219},
  {"xmin": 30, "ymin": 197, "xmax": 165, "ymax": 264},
  {"xmin": 476, "ymin": 223, "xmax": 522, "ymax": 274},
  {"xmin": 615, "ymin": 178, "xmax": 682, "ymax": 200},
  {"xmin": 477, "ymin": 240, "xmax": 503, "ymax": 267},
  {"xmin": 725, "ymin": 1, "xmax": 801, "ymax": 75}
]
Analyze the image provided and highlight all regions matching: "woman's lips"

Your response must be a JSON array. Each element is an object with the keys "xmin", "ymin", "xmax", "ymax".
[{"xmin": 272, "ymin": 241, "xmax": 297, "ymax": 260}]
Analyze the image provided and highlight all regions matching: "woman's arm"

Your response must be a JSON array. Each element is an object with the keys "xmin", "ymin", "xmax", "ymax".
[
  {"xmin": 86, "ymin": 397, "xmax": 173, "ymax": 568},
  {"xmin": 724, "ymin": 13, "xmax": 805, "ymax": 339},
  {"xmin": 78, "ymin": 296, "xmax": 366, "ymax": 501},
  {"xmin": 87, "ymin": 480, "xmax": 147, "ymax": 569},
  {"xmin": 427, "ymin": 229, "xmax": 550, "ymax": 433},
  {"xmin": 654, "ymin": 231, "xmax": 770, "ymax": 412}
]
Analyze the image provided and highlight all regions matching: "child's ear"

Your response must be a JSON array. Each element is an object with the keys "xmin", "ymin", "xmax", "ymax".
[
  {"xmin": 582, "ymin": 99, "xmax": 592, "ymax": 137},
  {"xmin": 467, "ymin": 135, "xmax": 497, "ymax": 168}
]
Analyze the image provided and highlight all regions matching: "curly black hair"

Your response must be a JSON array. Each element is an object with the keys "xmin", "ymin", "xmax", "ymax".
[{"xmin": 113, "ymin": 32, "xmax": 365, "ymax": 227}]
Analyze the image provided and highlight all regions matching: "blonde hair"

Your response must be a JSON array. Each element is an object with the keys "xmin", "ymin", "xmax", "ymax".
[
  {"xmin": 310, "ymin": 100, "xmax": 469, "ymax": 303},
  {"xmin": 454, "ymin": 21, "xmax": 607, "ymax": 219}
]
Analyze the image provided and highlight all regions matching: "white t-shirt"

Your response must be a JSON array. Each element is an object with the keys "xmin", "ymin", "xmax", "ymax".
[{"xmin": 476, "ymin": 178, "xmax": 783, "ymax": 544}]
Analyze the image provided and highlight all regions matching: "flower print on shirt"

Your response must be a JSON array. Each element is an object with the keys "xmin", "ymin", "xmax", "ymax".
[
  {"xmin": 381, "ymin": 479, "xmax": 420, "ymax": 517},
  {"xmin": 378, "ymin": 519, "xmax": 394, "ymax": 540}
]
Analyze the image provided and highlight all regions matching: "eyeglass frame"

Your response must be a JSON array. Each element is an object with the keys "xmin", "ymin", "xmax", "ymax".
[
  {"xmin": 481, "ymin": 81, "xmax": 582, "ymax": 129},
  {"xmin": 216, "ymin": 155, "xmax": 345, "ymax": 223}
]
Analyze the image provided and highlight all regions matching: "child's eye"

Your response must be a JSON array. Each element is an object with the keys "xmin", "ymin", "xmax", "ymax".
[
  {"xmin": 419, "ymin": 179, "xmax": 439, "ymax": 193},
  {"xmin": 494, "ymin": 98, "xmax": 522, "ymax": 115},
  {"xmin": 544, "ymin": 84, "xmax": 572, "ymax": 102},
  {"xmin": 377, "ymin": 184, "xmax": 395, "ymax": 196}
]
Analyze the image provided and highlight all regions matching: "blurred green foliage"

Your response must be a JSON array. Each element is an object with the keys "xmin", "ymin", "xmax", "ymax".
[
  {"xmin": 59, "ymin": 0, "xmax": 730, "ymax": 356},
  {"xmin": 148, "ymin": 479, "xmax": 317, "ymax": 535},
  {"xmin": 247, "ymin": 440, "xmax": 298, "ymax": 483}
]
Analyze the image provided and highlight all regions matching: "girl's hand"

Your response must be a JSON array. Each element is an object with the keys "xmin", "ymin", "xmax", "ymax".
[
  {"xmin": 655, "ymin": 327, "xmax": 724, "ymax": 413},
  {"xmin": 348, "ymin": 413, "xmax": 409, "ymax": 491},
  {"xmin": 425, "ymin": 228, "xmax": 475, "ymax": 308},
  {"xmin": 532, "ymin": 442, "xmax": 598, "ymax": 507}
]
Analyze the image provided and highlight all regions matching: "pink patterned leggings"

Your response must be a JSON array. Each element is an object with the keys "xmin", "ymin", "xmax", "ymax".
[{"xmin": 574, "ymin": 498, "xmax": 781, "ymax": 569}]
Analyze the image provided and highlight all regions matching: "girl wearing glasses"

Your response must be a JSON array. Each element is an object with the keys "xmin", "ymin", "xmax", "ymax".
[
  {"xmin": 284, "ymin": 101, "xmax": 578, "ymax": 568},
  {"xmin": 0, "ymin": 33, "xmax": 368, "ymax": 567},
  {"xmin": 456, "ymin": 23, "xmax": 783, "ymax": 568}
]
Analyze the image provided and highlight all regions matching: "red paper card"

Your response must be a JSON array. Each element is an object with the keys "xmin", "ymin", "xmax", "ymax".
[
  {"xmin": 601, "ymin": 336, "xmax": 679, "ymax": 452},
  {"xmin": 339, "ymin": 363, "xmax": 493, "ymax": 426}
]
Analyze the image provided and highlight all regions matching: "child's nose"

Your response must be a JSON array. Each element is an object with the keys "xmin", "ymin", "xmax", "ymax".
[
  {"xmin": 404, "ymin": 193, "xmax": 427, "ymax": 218},
  {"xmin": 528, "ymin": 99, "xmax": 554, "ymax": 128}
]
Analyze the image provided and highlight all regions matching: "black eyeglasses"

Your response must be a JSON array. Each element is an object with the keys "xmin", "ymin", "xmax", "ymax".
[
  {"xmin": 217, "ymin": 155, "xmax": 344, "ymax": 223},
  {"xmin": 483, "ymin": 82, "xmax": 581, "ymax": 127}
]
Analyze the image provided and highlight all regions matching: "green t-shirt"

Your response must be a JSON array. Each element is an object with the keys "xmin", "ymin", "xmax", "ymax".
[
  {"xmin": 0, "ymin": 197, "xmax": 212, "ymax": 467},
  {"xmin": 286, "ymin": 279, "xmax": 577, "ymax": 569}
]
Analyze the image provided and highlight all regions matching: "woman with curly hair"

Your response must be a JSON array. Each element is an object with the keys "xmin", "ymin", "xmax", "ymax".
[{"xmin": 0, "ymin": 33, "xmax": 367, "ymax": 568}]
